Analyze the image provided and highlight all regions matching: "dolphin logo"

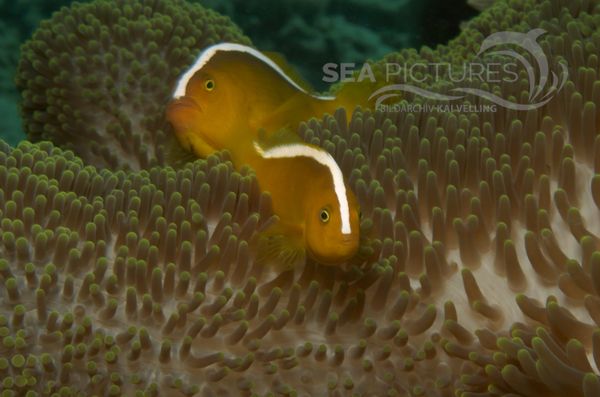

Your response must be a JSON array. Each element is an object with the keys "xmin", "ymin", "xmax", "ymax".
[{"xmin": 369, "ymin": 29, "xmax": 568, "ymax": 111}]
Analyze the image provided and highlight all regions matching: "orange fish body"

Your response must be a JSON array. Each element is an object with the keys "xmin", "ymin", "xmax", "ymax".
[
  {"xmin": 166, "ymin": 43, "xmax": 371, "ymax": 158},
  {"xmin": 241, "ymin": 138, "xmax": 361, "ymax": 267}
]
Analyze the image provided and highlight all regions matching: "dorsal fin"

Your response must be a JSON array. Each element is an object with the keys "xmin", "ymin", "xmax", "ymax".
[
  {"xmin": 173, "ymin": 43, "xmax": 334, "ymax": 100},
  {"xmin": 262, "ymin": 51, "xmax": 315, "ymax": 93}
]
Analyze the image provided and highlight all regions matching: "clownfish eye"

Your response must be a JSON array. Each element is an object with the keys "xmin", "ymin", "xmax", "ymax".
[
  {"xmin": 204, "ymin": 79, "xmax": 215, "ymax": 91},
  {"xmin": 319, "ymin": 209, "xmax": 330, "ymax": 223}
]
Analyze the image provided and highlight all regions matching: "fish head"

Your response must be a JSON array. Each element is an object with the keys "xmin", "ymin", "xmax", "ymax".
[
  {"xmin": 166, "ymin": 68, "xmax": 237, "ymax": 156},
  {"xmin": 167, "ymin": 42, "xmax": 321, "ymax": 157},
  {"xmin": 305, "ymin": 181, "xmax": 360, "ymax": 265}
]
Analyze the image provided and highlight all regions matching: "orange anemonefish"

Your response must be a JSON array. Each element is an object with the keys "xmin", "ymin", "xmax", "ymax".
[
  {"xmin": 246, "ymin": 134, "xmax": 361, "ymax": 268},
  {"xmin": 166, "ymin": 43, "xmax": 366, "ymax": 267},
  {"xmin": 166, "ymin": 42, "xmax": 372, "ymax": 158}
]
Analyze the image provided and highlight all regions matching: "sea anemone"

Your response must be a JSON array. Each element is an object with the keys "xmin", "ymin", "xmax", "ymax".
[
  {"xmin": 16, "ymin": 0, "xmax": 250, "ymax": 171},
  {"xmin": 0, "ymin": 140, "xmax": 277, "ymax": 396},
  {"xmin": 4, "ymin": 0, "xmax": 600, "ymax": 395}
]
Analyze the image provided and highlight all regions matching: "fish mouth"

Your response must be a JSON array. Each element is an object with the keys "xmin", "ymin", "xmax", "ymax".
[
  {"xmin": 169, "ymin": 96, "xmax": 202, "ymax": 112},
  {"xmin": 307, "ymin": 235, "xmax": 359, "ymax": 265}
]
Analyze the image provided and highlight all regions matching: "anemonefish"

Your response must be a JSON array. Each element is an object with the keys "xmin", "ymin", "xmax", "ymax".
[
  {"xmin": 166, "ymin": 43, "xmax": 366, "ymax": 267},
  {"xmin": 245, "ymin": 132, "xmax": 361, "ymax": 268},
  {"xmin": 166, "ymin": 42, "xmax": 372, "ymax": 158}
]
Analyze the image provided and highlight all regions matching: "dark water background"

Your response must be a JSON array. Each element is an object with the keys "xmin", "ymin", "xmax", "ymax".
[{"xmin": 0, "ymin": 0, "xmax": 478, "ymax": 146}]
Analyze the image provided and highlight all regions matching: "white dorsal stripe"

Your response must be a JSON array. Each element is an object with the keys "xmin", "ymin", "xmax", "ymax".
[
  {"xmin": 173, "ymin": 42, "xmax": 335, "ymax": 101},
  {"xmin": 254, "ymin": 141, "xmax": 352, "ymax": 235}
]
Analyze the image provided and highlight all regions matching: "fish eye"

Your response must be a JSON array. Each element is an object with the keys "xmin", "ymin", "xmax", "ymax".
[
  {"xmin": 204, "ymin": 79, "xmax": 215, "ymax": 91},
  {"xmin": 319, "ymin": 209, "xmax": 330, "ymax": 223}
]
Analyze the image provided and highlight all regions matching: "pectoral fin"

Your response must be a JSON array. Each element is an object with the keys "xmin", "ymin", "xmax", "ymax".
[
  {"xmin": 185, "ymin": 133, "xmax": 220, "ymax": 158},
  {"xmin": 257, "ymin": 233, "xmax": 306, "ymax": 271},
  {"xmin": 255, "ymin": 126, "xmax": 303, "ymax": 150},
  {"xmin": 253, "ymin": 93, "xmax": 315, "ymax": 137},
  {"xmin": 165, "ymin": 137, "xmax": 198, "ymax": 167},
  {"xmin": 256, "ymin": 222, "xmax": 306, "ymax": 271}
]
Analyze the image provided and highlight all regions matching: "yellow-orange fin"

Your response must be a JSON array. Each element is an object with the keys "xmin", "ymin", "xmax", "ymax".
[
  {"xmin": 256, "ymin": 233, "xmax": 306, "ymax": 271},
  {"xmin": 256, "ymin": 126, "xmax": 304, "ymax": 149},
  {"xmin": 165, "ymin": 137, "xmax": 199, "ymax": 167},
  {"xmin": 331, "ymin": 78, "xmax": 380, "ymax": 111},
  {"xmin": 263, "ymin": 51, "xmax": 315, "ymax": 93}
]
